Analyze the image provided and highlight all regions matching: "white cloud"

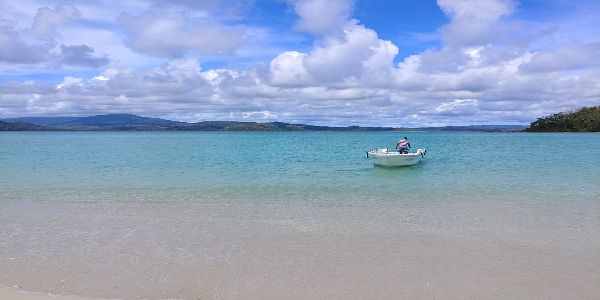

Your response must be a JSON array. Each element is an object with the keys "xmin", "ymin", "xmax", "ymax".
[
  {"xmin": 292, "ymin": 0, "xmax": 353, "ymax": 35},
  {"xmin": 432, "ymin": 99, "xmax": 479, "ymax": 116},
  {"xmin": 303, "ymin": 22, "xmax": 398, "ymax": 83},
  {"xmin": 30, "ymin": 4, "xmax": 80, "ymax": 38},
  {"xmin": 270, "ymin": 51, "xmax": 311, "ymax": 86},
  {"xmin": 118, "ymin": 9, "xmax": 245, "ymax": 58},
  {"xmin": 268, "ymin": 20, "xmax": 398, "ymax": 88},
  {"xmin": 519, "ymin": 43, "xmax": 600, "ymax": 73},
  {"xmin": 1, "ymin": 0, "xmax": 600, "ymax": 126},
  {"xmin": 0, "ymin": 19, "xmax": 49, "ymax": 63},
  {"xmin": 437, "ymin": 0, "xmax": 513, "ymax": 21},
  {"xmin": 0, "ymin": 3, "xmax": 108, "ymax": 67},
  {"xmin": 58, "ymin": 44, "xmax": 109, "ymax": 67},
  {"xmin": 56, "ymin": 76, "xmax": 83, "ymax": 89},
  {"xmin": 437, "ymin": 0, "xmax": 514, "ymax": 47}
]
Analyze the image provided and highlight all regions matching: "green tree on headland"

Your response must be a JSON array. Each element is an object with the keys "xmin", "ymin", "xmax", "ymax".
[{"xmin": 525, "ymin": 106, "xmax": 600, "ymax": 132}]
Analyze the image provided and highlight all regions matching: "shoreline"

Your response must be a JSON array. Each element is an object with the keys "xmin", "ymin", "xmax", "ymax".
[{"xmin": 0, "ymin": 286, "xmax": 98, "ymax": 300}]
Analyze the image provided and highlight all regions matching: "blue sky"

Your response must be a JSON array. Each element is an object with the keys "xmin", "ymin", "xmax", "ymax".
[{"xmin": 0, "ymin": 0, "xmax": 599, "ymax": 126}]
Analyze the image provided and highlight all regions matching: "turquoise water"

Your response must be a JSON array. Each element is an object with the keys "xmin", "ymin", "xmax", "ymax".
[
  {"xmin": 1, "ymin": 131, "xmax": 600, "ymax": 299},
  {"xmin": 1, "ymin": 131, "xmax": 599, "ymax": 203}
]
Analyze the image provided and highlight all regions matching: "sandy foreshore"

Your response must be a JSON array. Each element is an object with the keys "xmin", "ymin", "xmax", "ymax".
[
  {"xmin": 2, "ymin": 197, "xmax": 600, "ymax": 300},
  {"xmin": 0, "ymin": 286, "xmax": 98, "ymax": 300}
]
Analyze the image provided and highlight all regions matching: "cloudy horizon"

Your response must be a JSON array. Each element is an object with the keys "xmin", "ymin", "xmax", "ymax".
[{"xmin": 1, "ymin": 0, "xmax": 599, "ymax": 127}]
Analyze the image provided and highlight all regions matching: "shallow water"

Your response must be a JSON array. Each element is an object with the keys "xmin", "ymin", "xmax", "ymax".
[{"xmin": 1, "ymin": 132, "xmax": 599, "ymax": 299}]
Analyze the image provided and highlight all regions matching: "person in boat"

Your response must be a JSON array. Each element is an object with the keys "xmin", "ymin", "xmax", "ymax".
[{"xmin": 396, "ymin": 136, "xmax": 411, "ymax": 154}]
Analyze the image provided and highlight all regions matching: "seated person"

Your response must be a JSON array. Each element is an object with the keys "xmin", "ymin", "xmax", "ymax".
[{"xmin": 396, "ymin": 136, "xmax": 411, "ymax": 154}]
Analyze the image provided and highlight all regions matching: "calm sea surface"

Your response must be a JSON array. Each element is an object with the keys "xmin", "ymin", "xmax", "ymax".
[
  {"xmin": 1, "ymin": 131, "xmax": 599, "ymax": 202},
  {"xmin": 1, "ymin": 131, "xmax": 599, "ymax": 299}
]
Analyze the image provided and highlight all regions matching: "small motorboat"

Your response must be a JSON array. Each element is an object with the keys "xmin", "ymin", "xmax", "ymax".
[{"xmin": 366, "ymin": 148, "xmax": 427, "ymax": 167}]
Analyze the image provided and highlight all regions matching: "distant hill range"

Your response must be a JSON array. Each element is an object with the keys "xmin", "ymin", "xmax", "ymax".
[
  {"xmin": 415, "ymin": 125, "xmax": 525, "ymax": 132},
  {"xmin": 3, "ymin": 114, "xmax": 183, "ymax": 127},
  {"xmin": 1, "ymin": 113, "xmax": 526, "ymax": 132},
  {"xmin": 0, "ymin": 120, "xmax": 51, "ymax": 131},
  {"xmin": 525, "ymin": 106, "xmax": 600, "ymax": 132}
]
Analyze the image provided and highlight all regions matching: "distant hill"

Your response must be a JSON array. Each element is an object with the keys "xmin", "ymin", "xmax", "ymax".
[
  {"xmin": 5, "ymin": 114, "xmax": 183, "ymax": 127},
  {"xmin": 416, "ymin": 125, "xmax": 526, "ymax": 132},
  {"xmin": 169, "ymin": 121, "xmax": 394, "ymax": 131},
  {"xmin": 525, "ymin": 106, "xmax": 600, "ymax": 132},
  {"xmin": 0, "ymin": 120, "xmax": 54, "ymax": 131},
  {"xmin": 1, "ymin": 113, "xmax": 527, "ymax": 132},
  {"xmin": 0, "ymin": 114, "xmax": 399, "ymax": 131},
  {"xmin": 3, "ymin": 117, "xmax": 81, "ymax": 126}
]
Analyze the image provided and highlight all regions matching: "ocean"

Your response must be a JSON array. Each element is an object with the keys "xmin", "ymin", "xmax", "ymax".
[{"xmin": 1, "ymin": 131, "xmax": 599, "ymax": 299}]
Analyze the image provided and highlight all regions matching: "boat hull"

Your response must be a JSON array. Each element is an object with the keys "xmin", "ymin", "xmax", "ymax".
[{"xmin": 367, "ymin": 149, "xmax": 426, "ymax": 167}]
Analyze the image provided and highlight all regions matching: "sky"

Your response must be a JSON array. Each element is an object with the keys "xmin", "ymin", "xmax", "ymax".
[{"xmin": 0, "ymin": 0, "xmax": 599, "ymax": 126}]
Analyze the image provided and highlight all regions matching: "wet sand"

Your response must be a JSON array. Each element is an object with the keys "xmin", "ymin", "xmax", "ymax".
[
  {"xmin": 0, "ymin": 287, "xmax": 94, "ymax": 300},
  {"xmin": 1, "ymin": 197, "xmax": 599, "ymax": 299}
]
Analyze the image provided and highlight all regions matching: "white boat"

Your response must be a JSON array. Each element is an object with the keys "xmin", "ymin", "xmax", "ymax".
[{"xmin": 366, "ymin": 148, "xmax": 427, "ymax": 167}]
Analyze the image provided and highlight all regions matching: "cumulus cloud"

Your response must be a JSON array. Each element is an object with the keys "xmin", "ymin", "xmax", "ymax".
[
  {"xmin": 432, "ymin": 99, "xmax": 479, "ymax": 116},
  {"xmin": 146, "ymin": 0, "xmax": 227, "ymax": 10},
  {"xmin": 56, "ymin": 76, "xmax": 83, "ymax": 89},
  {"xmin": 58, "ymin": 44, "xmax": 109, "ymax": 67},
  {"xmin": 118, "ymin": 10, "xmax": 245, "ymax": 58},
  {"xmin": 519, "ymin": 43, "xmax": 600, "ymax": 73},
  {"xmin": 1, "ymin": 0, "xmax": 600, "ymax": 126},
  {"xmin": 0, "ymin": 4, "xmax": 80, "ymax": 64},
  {"xmin": 303, "ymin": 22, "xmax": 398, "ymax": 83},
  {"xmin": 437, "ymin": 0, "xmax": 513, "ymax": 21},
  {"xmin": 269, "ymin": 21, "xmax": 398, "ymax": 85},
  {"xmin": 270, "ymin": 51, "xmax": 311, "ymax": 86},
  {"xmin": 30, "ymin": 4, "xmax": 80, "ymax": 38},
  {"xmin": 0, "ymin": 19, "xmax": 49, "ymax": 63},
  {"xmin": 437, "ymin": 0, "xmax": 514, "ymax": 46},
  {"xmin": 292, "ymin": 0, "xmax": 353, "ymax": 35},
  {"xmin": 0, "ymin": 4, "xmax": 108, "ymax": 67}
]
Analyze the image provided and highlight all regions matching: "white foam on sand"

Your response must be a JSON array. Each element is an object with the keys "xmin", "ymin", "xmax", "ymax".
[{"xmin": 0, "ymin": 286, "xmax": 99, "ymax": 300}]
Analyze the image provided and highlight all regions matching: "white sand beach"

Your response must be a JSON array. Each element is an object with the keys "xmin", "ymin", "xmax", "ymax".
[{"xmin": 1, "ymin": 198, "xmax": 599, "ymax": 300}]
